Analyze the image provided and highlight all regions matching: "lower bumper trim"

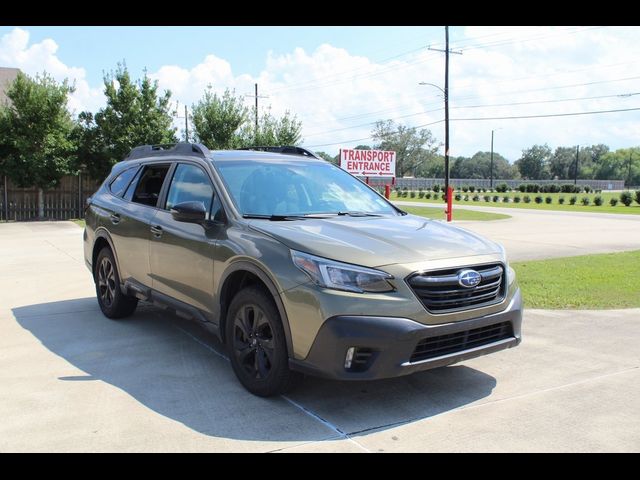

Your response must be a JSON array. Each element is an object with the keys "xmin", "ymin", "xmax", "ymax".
[{"xmin": 290, "ymin": 288, "xmax": 522, "ymax": 381}]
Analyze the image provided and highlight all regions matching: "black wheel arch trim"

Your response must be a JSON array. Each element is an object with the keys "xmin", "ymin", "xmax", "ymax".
[
  {"xmin": 218, "ymin": 260, "xmax": 294, "ymax": 357},
  {"xmin": 93, "ymin": 228, "xmax": 126, "ymax": 294}
]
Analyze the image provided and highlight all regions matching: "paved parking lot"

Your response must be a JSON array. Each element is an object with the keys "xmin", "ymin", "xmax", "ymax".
[{"xmin": 1, "ymin": 221, "xmax": 639, "ymax": 452}]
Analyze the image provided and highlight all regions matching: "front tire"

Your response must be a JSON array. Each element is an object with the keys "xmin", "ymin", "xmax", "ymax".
[
  {"xmin": 95, "ymin": 247, "xmax": 138, "ymax": 319},
  {"xmin": 226, "ymin": 286, "xmax": 299, "ymax": 397}
]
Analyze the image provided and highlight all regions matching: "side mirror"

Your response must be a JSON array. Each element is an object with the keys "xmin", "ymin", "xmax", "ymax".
[{"xmin": 170, "ymin": 201, "xmax": 207, "ymax": 224}]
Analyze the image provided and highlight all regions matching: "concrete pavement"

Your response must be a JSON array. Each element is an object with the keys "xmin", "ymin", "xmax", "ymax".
[
  {"xmin": 1, "ymin": 221, "xmax": 639, "ymax": 452},
  {"xmin": 395, "ymin": 201, "xmax": 640, "ymax": 261}
]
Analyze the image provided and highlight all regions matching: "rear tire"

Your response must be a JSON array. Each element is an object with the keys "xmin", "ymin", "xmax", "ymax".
[
  {"xmin": 95, "ymin": 247, "xmax": 138, "ymax": 319},
  {"xmin": 226, "ymin": 286, "xmax": 300, "ymax": 397}
]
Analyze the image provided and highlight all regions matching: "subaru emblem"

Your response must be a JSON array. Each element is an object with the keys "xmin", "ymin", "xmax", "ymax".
[{"xmin": 458, "ymin": 269, "xmax": 481, "ymax": 288}]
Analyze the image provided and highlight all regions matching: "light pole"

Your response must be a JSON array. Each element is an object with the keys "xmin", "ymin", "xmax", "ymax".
[
  {"xmin": 490, "ymin": 128, "xmax": 502, "ymax": 189},
  {"xmin": 419, "ymin": 80, "xmax": 448, "ymax": 190},
  {"xmin": 574, "ymin": 145, "xmax": 580, "ymax": 185}
]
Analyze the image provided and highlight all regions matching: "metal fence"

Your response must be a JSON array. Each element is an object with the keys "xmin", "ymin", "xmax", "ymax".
[
  {"xmin": 0, "ymin": 175, "xmax": 102, "ymax": 222},
  {"xmin": 369, "ymin": 177, "xmax": 625, "ymax": 190}
]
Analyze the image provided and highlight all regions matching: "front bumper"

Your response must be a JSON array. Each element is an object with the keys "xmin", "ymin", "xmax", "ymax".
[{"xmin": 289, "ymin": 288, "xmax": 522, "ymax": 380}]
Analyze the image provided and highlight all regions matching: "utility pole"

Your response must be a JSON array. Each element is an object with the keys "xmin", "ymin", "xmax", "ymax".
[
  {"xmin": 444, "ymin": 26, "xmax": 450, "ymax": 201},
  {"xmin": 574, "ymin": 145, "xmax": 579, "ymax": 185},
  {"xmin": 490, "ymin": 129, "xmax": 495, "ymax": 189},
  {"xmin": 428, "ymin": 27, "xmax": 462, "ymax": 215},
  {"xmin": 184, "ymin": 105, "xmax": 189, "ymax": 142},
  {"xmin": 244, "ymin": 83, "xmax": 268, "ymax": 144},
  {"xmin": 254, "ymin": 83, "xmax": 259, "ymax": 137},
  {"xmin": 175, "ymin": 102, "xmax": 190, "ymax": 142},
  {"xmin": 628, "ymin": 150, "xmax": 634, "ymax": 187}
]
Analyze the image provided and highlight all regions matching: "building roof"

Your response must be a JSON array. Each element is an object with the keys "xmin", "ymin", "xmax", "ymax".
[{"xmin": 0, "ymin": 67, "xmax": 21, "ymax": 106}]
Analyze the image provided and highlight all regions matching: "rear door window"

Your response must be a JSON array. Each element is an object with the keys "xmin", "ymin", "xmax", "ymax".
[{"xmin": 129, "ymin": 164, "xmax": 171, "ymax": 207}]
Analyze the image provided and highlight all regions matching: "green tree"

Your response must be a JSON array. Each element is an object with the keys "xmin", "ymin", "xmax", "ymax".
[
  {"xmin": 190, "ymin": 88, "xmax": 302, "ymax": 150},
  {"xmin": 239, "ymin": 107, "xmax": 302, "ymax": 147},
  {"xmin": 70, "ymin": 111, "xmax": 111, "ymax": 180},
  {"xmin": 580, "ymin": 144, "xmax": 610, "ymax": 179},
  {"xmin": 371, "ymin": 120, "xmax": 440, "ymax": 177},
  {"xmin": 416, "ymin": 154, "xmax": 445, "ymax": 178},
  {"xmin": 449, "ymin": 151, "xmax": 518, "ymax": 179},
  {"xmin": 191, "ymin": 88, "xmax": 248, "ymax": 149},
  {"xmin": 82, "ymin": 64, "xmax": 176, "ymax": 178},
  {"xmin": 598, "ymin": 147, "xmax": 640, "ymax": 186},
  {"xmin": 549, "ymin": 147, "xmax": 576, "ymax": 180},
  {"xmin": 0, "ymin": 71, "xmax": 75, "ymax": 217},
  {"xmin": 515, "ymin": 144, "xmax": 552, "ymax": 180},
  {"xmin": 314, "ymin": 151, "xmax": 337, "ymax": 164}
]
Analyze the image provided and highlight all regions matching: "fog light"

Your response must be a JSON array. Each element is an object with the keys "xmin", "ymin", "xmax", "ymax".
[{"xmin": 344, "ymin": 347, "xmax": 355, "ymax": 369}]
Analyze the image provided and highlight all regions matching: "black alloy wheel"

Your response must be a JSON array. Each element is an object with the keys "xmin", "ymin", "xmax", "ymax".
[
  {"xmin": 94, "ymin": 247, "xmax": 138, "ymax": 319},
  {"xmin": 226, "ymin": 286, "xmax": 300, "ymax": 396}
]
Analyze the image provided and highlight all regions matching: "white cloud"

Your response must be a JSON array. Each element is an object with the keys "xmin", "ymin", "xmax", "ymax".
[
  {"xmin": 0, "ymin": 28, "xmax": 104, "ymax": 115},
  {"xmin": 3, "ymin": 26, "xmax": 640, "ymax": 163}
]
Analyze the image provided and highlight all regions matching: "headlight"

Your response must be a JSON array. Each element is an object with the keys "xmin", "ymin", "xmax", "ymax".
[{"xmin": 291, "ymin": 250, "xmax": 394, "ymax": 293}]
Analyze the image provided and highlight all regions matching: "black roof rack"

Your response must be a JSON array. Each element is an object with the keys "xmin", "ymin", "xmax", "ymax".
[
  {"xmin": 238, "ymin": 146, "xmax": 320, "ymax": 159},
  {"xmin": 125, "ymin": 142, "xmax": 211, "ymax": 160}
]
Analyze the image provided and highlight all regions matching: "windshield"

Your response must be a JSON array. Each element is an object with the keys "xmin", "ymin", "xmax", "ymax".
[{"xmin": 216, "ymin": 159, "xmax": 397, "ymax": 217}]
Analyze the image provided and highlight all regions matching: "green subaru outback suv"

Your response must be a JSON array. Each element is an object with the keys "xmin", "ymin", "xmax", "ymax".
[{"xmin": 84, "ymin": 143, "xmax": 522, "ymax": 396}]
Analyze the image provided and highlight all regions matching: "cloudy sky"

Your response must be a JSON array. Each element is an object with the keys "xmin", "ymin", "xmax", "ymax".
[{"xmin": 1, "ymin": 26, "xmax": 639, "ymax": 161}]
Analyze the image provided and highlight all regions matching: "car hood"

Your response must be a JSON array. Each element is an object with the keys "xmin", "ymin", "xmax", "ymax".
[{"xmin": 248, "ymin": 214, "xmax": 503, "ymax": 268}]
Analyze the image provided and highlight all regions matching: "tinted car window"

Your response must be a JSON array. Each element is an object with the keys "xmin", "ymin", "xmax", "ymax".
[
  {"xmin": 216, "ymin": 160, "xmax": 395, "ymax": 216},
  {"xmin": 123, "ymin": 167, "xmax": 143, "ymax": 201},
  {"xmin": 131, "ymin": 164, "xmax": 170, "ymax": 207},
  {"xmin": 165, "ymin": 164, "xmax": 214, "ymax": 212},
  {"xmin": 109, "ymin": 167, "xmax": 139, "ymax": 197}
]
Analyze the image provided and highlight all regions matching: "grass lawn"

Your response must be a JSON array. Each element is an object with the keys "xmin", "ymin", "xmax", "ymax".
[
  {"xmin": 401, "ymin": 205, "xmax": 510, "ymax": 221},
  {"xmin": 512, "ymin": 250, "xmax": 640, "ymax": 309},
  {"xmin": 391, "ymin": 191, "xmax": 640, "ymax": 215},
  {"xmin": 71, "ymin": 219, "xmax": 85, "ymax": 228}
]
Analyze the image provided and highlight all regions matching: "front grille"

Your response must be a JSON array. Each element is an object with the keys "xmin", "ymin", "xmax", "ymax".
[
  {"xmin": 407, "ymin": 263, "xmax": 505, "ymax": 313},
  {"xmin": 410, "ymin": 321, "xmax": 513, "ymax": 363}
]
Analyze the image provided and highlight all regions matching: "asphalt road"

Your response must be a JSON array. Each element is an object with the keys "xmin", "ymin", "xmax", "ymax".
[
  {"xmin": 394, "ymin": 201, "xmax": 640, "ymax": 261},
  {"xmin": 1, "ymin": 221, "xmax": 639, "ymax": 452}
]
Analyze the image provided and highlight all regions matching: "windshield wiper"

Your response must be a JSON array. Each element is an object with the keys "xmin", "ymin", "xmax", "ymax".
[
  {"xmin": 243, "ymin": 212, "xmax": 384, "ymax": 220},
  {"xmin": 335, "ymin": 211, "xmax": 384, "ymax": 217},
  {"xmin": 242, "ymin": 214, "xmax": 311, "ymax": 221}
]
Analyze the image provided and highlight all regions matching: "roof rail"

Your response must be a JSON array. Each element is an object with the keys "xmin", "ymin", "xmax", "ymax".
[
  {"xmin": 125, "ymin": 142, "xmax": 211, "ymax": 160},
  {"xmin": 238, "ymin": 145, "xmax": 321, "ymax": 159}
]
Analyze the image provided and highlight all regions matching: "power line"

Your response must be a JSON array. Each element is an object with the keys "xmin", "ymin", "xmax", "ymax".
[
  {"xmin": 304, "ymin": 107, "xmax": 443, "ymax": 137},
  {"xmin": 304, "ymin": 119, "xmax": 445, "ymax": 148},
  {"xmin": 303, "ymin": 106, "xmax": 640, "ymax": 148},
  {"xmin": 268, "ymin": 45, "xmax": 435, "ymax": 95},
  {"xmin": 272, "ymin": 27, "xmax": 606, "ymax": 97},
  {"xmin": 452, "ymin": 92, "xmax": 640, "ymax": 110},
  {"xmin": 302, "ymin": 71, "xmax": 640, "ymax": 129},
  {"xmin": 452, "ymin": 59, "xmax": 639, "ymax": 92},
  {"xmin": 451, "ymin": 106, "xmax": 640, "ymax": 122},
  {"xmin": 303, "ymin": 92, "xmax": 639, "ymax": 138},
  {"xmin": 269, "ymin": 52, "xmax": 440, "ymax": 94},
  {"xmin": 458, "ymin": 26, "xmax": 605, "ymax": 52}
]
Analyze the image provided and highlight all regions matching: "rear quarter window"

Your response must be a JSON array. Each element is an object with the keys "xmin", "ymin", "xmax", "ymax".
[{"xmin": 109, "ymin": 166, "xmax": 140, "ymax": 197}]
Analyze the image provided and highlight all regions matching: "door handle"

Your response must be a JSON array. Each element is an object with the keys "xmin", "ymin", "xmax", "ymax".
[
  {"xmin": 110, "ymin": 213, "xmax": 121, "ymax": 224},
  {"xmin": 150, "ymin": 225, "xmax": 163, "ymax": 238}
]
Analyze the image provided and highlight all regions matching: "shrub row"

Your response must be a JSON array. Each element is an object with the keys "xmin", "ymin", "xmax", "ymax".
[
  {"xmin": 395, "ymin": 188, "xmax": 640, "ymax": 207},
  {"xmin": 395, "ymin": 183, "xmax": 607, "ymax": 195}
]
